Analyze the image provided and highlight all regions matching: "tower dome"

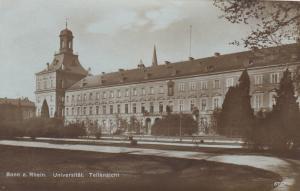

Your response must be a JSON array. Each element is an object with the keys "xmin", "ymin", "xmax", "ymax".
[{"xmin": 59, "ymin": 27, "xmax": 73, "ymax": 53}]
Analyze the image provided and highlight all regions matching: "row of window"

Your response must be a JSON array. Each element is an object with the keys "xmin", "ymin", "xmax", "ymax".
[{"xmin": 64, "ymin": 98, "xmax": 223, "ymax": 116}]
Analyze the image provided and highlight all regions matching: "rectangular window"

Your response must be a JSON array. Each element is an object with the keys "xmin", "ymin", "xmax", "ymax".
[
  {"xmin": 201, "ymin": 98, "xmax": 208, "ymax": 111},
  {"xmin": 117, "ymin": 90, "xmax": 121, "ymax": 98},
  {"xmin": 133, "ymin": 88, "xmax": 137, "ymax": 96},
  {"xmin": 77, "ymin": 95, "xmax": 81, "ymax": 101},
  {"xmin": 159, "ymin": 102, "xmax": 163, "ymax": 113},
  {"xmin": 96, "ymin": 93, "xmax": 100, "ymax": 100},
  {"xmin": 150, "ymin": 102, "xmax": 154, "ymax": 113},
  {"xmin": 125, "ymin": 89, "xmax": 129, "ymax": 97},
  {"xmin": 66, "ymin": 108, "xmax": 69, "ymax": 116},
  {"xmin": 254, "ymin": 75, "xmax": 263, "ymax": 85},
  {"xmin": 270, "ymin": 73, "xmax": 280, "ymax": 84},
  {"xmin": 72, "ymin": 95, "xmax": 75, "ymax": 102},
  {"xmin": 168, "ymin": 101, "xmax": 173, "ymax": 112},
  {"xmin": 159, "ymin": 86, "xmax": 164, "ymax": 94},
  {"xmin": 110, "ymin": 105, "xmax": 113, "ymax": 114},
  {"xmin": 141, "ymin": 103, "xmax": 145, "ymax": 113},
  {"xmin": 103, "ymin": 105, "xmax": 106, "ymax": 114},
  {"xmin": 254, "ymin": 94, "xmax": 263, "ymax": 109},
  {"xmin": 66, "ymin": 96, "xmax": 69, "ymax": 103},
  {"xmin": 125, "ymin": 104, "xmax": 129, "ymax": 114},
  {"xmin": 213, "ymin": 80, "xmax": 220, "ymax": 89},
  {"xmin": 117, "ymin": 104, "xmax": 121, "ymax": 114},
  {"xmin": 226, "ymin": 78, "xmax": 234, "ymax": 88},
  {"xmin": 83, "ymin": 107, "xmax": 86, "ymax": 115},
  {"xmin": 179, "ymin": 83, "xmax": 185, "ymax": 92},
  {"xmin": 179, "ymin": 100, "xmax": 184, "ymax": 111},
  {"xmin": 201, "ymin": 81, "xmax": 208, "ymax": 90},
  {"xmin": 132, "ymin": 103, "xmax": 136, "ymax": 114},
  {"xmin": 190, "ymin": 99, "xmax": 195, "ymax": 111},
  {"xmin": 150, "ymin": 87, "xmax": 154, "ymax": 95},
  {"xmin": 190, "ymin": 82, "xmax": 196, "ymax": 91},
  {"xmin": 89, "ymin": 106, "xmax": 93, "ymax": 115},
  {"xmin": 96, "ymin": 106, "xmax": 99, "ymax": 115},
  {"xmin": 89, "ymin": 93, "xmax": 93, "ymax": 100},
  {"xmin": 71, "ymin": 107, "xmax": 74, "ymax": 115},
  {"xmin": 110, "ymin": 91, "xmax": 114, "ymax": 98},
  {"xmin": 77, "ymin": 107, "xmax": 80, "ymax": 115},
  {"xmin": 103, "ymin": 92, "xmax": 107, "ymax": 99},
  {"xmin": 213, "ymin": 97, "xmax": 220, "ymax": 109},
  {"xmin": 141, "ymin": 88, "xmax": 146, "ymax": 95}
]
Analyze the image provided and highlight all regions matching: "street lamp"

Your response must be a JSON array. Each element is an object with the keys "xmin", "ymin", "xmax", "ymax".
[{"xmin": 179, "ymin": 112, "xmax": 182, "ymax": 142}]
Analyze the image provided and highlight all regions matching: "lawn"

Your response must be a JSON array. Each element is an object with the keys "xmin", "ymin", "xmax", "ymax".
[{"xmin": 0, "ymin": 145, "xmax": 281, "ymax": 191}]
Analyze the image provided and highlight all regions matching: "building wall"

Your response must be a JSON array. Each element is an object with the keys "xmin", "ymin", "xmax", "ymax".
[{"xmin": 64, "ymin": 63, "xmax": 300, "ymax": 134}]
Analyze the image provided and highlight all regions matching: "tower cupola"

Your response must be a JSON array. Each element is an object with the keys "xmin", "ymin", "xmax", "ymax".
[{"xmin": 59, "ymin": 24, "xmax": 73, "ymax": 53}]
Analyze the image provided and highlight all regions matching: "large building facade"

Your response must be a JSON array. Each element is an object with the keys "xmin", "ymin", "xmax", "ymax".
[
  {"xmin": 36, "ymin": 27, "xmax": 300, "ymax": 135},
  {"xmin": 0, "ymin": 97, "xmax": 35, "ymax": 121}
]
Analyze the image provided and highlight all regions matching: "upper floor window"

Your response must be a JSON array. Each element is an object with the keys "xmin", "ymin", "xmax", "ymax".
[
  {"xmin": 190, "ymin": 82, "xmax": 196, "ymax": 91},
  {"xmin": 96, "ymin": 106, "xmax": 99, "ymax": 115},
  {"xmin": 270, "ymin": 73, "xmax": 280, "ymax": 84},
  {"xmin": 201, "ymin": 81, "xmax": 208, "ymax": 90},
  {"xmin": 117, "ymin": 90, "xmax": 121, "ymax": 98},
  {"xmin": 141, "ymin": 103, "xmax": 145, "ymax": 113},
  {"xmin": 132, "ymin": 103, "xmax": 136, "ymax": 114},
  {"xmin": 150, "ymin": 102, "xmax": 154, "ymax": 113},
  {"xmin": 179, "ymin": 83, "xmax": 185, "ymax": 92},
  {"xmin": 110, "ymin": 91, "xmax": 114, "ymax": 98},
  {"xmin": 66, "ymin": 96, "xmax": 69, "ymax": 103},
  {"xmin": 125, "ymin": 89, "xmax": 129, "ymax": 97},
  {"xmin": 226, "ymin": 78, "xmax": 234, "ymax": 88},
  {"xmin": 254, "ymin": 75, "xmax": 263, "ymax": 85},
  {"xmin": 159, "ymin": 86, "xmax": 164, "ymax": 94},
  {"xmin": 83, "ymin": 94, "xmax": 87, "ymax": 101},
  {"xmin": 96, "ymin": 93, "xmax": 100, "ymax": 100},
  {"xmin": 71, "ymin": 95, "xmax": 75, "ymax": 102},
  {"xmin": 150, "ymin": 87, "xmax": 154, "ymax": 95},
  {"xmin": 83, "ymin": 107, "xmax": 86, "ymax": 115},
  {"xmin": 125, "ymin": 104, "xmax": 129, "ymax": 114},
  {"xmin": 89, "ymin": 106, "xmax": 93, "ymax": 115},
  {"xmin": 103, "ymin": 105, "xmax": 107, "ymax": 114},
  {"xmin": 141, "ymin": 88, "xmax": 146, "ymax": 95},
  {"xmin": 133, "ymin": 88, "xmax": 137, "ymax": 96},
  {"xmin": 71, "ymin": 107, "xmax": 74, "ymax": 116},
  {"xmin": 103, "ymin": 91, "xmax": 107, "ymax": 99},
  {"xmin": 89, "ymin": 93, "xmax": 93, "ymax": 100},
  {"xmin": 77, "ymin": 95, "xmax": 81, "ymax": 101},
  {"xmin": 213, "ymin": 80, "xmax": 220, "ymax": 89}
]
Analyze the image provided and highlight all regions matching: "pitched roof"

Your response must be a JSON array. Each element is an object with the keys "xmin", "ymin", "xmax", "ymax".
[
  {"xmin": 0, "ymin": 98, "xmax": 35, "ymax": 107},
  {"xmin": 37, "ymin": 52, "xmax": 88, "ymax": 76},
  {"xmin": 68, "ymin": 43, "xmax": 300, "ymax": 91}
]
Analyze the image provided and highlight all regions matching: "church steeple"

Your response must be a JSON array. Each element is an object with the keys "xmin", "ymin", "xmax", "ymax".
[
  {"xmin": 152, "ymin": 45, "xmax": 158, "ymax": 67},
  {"xmin": 59, "ymin": 25, "xmax": 73, "ymax": 53}
]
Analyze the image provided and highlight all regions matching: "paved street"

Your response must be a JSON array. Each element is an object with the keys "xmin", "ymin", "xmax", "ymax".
[{"xmin": 0, "ymin": 140, "xmax": 298, "ymax": 191}]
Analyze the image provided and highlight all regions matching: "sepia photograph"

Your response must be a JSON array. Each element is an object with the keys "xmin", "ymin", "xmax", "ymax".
[{"xmin": 0, "ymin": 0, "xmax": 300, "ymax": 190}]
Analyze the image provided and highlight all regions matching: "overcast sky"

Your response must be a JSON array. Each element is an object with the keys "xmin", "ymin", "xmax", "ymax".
[{"xmin": 0, "ymin": 0, "xmax": 255, "ymax": 101}]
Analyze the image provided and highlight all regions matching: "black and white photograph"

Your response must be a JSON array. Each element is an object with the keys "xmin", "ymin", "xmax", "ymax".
[{"xmin": 0, "ymin": 0, "xmax": 300, "ymax": 190}]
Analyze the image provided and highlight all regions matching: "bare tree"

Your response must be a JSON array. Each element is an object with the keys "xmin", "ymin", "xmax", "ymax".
[{"xmin": 213, "ymin": 0, "xmax": 300, "ymax": 49}]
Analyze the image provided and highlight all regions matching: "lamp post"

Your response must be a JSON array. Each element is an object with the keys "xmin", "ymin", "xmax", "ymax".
[{"xmin": 179, "ymin": 112, "xmax": 182, "ymax": 142}]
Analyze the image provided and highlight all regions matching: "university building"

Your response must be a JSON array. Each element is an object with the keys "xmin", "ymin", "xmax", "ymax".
[{"xmin": 35, "ymin": 27, "xmax": 300, "ymax": 134}]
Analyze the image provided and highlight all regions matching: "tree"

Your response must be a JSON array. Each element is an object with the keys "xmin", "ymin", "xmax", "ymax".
[
  {"xmin": 41, "ymin": 99, "xmax": 50, "ymax": 118},
  {"xmin": 213, "ymin": 0, "xmax": 300, "ymax": 49},
  {"xmin": 151, "ymin": 114, "xmax": 198, "ymax": 136},
  {"xmin": 218, "ymin": 69, "xmax": 254, "ymax": 137},
  {"xmin": 264, "ymin": 69, "xmax": 300, "ymax": 150}
]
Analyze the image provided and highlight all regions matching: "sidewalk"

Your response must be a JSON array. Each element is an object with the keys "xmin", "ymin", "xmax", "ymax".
[{"xmin": 31, "ymin": 136, "xmax": 244, "ymax": 149}]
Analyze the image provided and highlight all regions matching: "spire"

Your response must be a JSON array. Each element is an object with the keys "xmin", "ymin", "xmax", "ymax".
[
  {"xmin": 152, "ymin": 45, "xmax": 158, "ymax": 67},
  {"xmin": 65, "ymin": 18, "xmax": 68, "ymax": 29}
]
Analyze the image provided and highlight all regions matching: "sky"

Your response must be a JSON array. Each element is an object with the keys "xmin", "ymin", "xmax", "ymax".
[{"xmin": 0, "ymin": 0, "xmax": 255, "ymax": 101}]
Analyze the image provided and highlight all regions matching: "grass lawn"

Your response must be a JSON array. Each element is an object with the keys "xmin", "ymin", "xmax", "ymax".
[{"xmin": 0, "ymin": 145, "xmax": 280, "ymax": 191}]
